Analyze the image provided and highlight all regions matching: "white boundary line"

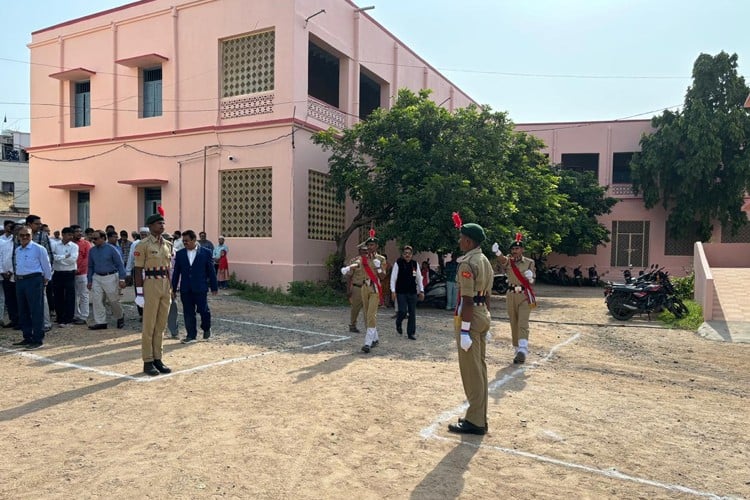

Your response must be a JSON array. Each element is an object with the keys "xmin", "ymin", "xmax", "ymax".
[
  {"xmin": 0, "ymin": 321, "xmax": 350, "ymax": 383},
  {"xmin": 419, "ymin": 333, "xmax": 736, "ymax": 500}
]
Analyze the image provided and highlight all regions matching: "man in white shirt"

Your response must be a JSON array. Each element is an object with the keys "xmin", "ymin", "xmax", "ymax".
[
  {"xmin": 51, "ymin": 227, "xmax": 79, "ymax": 326},
  {"xmin": 0, "ymin": 220, "xmax": 15, "ymax": 327},
  {"xmin": 389, "ymin": 245, "xmax": 424, "ymax": 340}
]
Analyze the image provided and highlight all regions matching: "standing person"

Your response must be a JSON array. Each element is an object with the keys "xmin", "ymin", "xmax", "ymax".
[
  {"xmin": 86, "ymin": 230, "xmax": 126, "ymax": 330},
  {"xmin": 51, "ymin": 230, "xmax": 62, "ymax": 247},
  {"xmin": 217, "ymin": 249, "xmax": 229, "ymax": 289},
  {"xmin": 0, "ymin": 220, "xmax": 16, "ymax": 328},
  {"xmin": 444, "ymin": 253, "xmax": 459, "ymax": 311},
  {"xmin": 51, "ymin": 227, "xmax": 78, "ymax": 327},
  {"xmin": 420, "ymin": 260, "xmax": 430, "ymax": 289},
  {"xmin": 70, "ymin": 225, "xmax": 91, "ymax": 325},
  {"xmin": 118, "ymin": 230, "xmax": 132, "ymax": 279},
  {"xmin": 360, "ymin": 236, "xmax": 386, "ymax": 353},
  {"xmin": 10, "ymin": 225, "xmax": 52, "ymax": 349},
  {"xmin": 493, "ymin": 234, "xmax": 536, "ymax": 364},
  {"xmin": 197, "ymin": 231, "xmax": 214, "ymax": 253},
  {"xmin": 212, "ymin": 236, "xmax": 229, "ymax": 274},
  {"xmin": 107, "ymin": 231, "xmax": 123, "ymax": 261},
  {"xmin": 389, "ymin": 245, "xmax": 424, "ymax": 340},
  {"xmin": 27, "ymin": 215, "xmax": 53, "ymax": 332},
  {"xmin": 126, "ymin": 227, "xmax": 150, "ymax": 320},
  {"xmin": 133, "ymin": 212, "xmax": 173, "ymax": 376},
  {"xmin": 448, "ymin": 222, "xmax": 493, "ymax": 436},
  {"xmin": 341, "ymin": 243, "xmax": 368, "ymax": 333},
  {"xmin": 171, "ymin": 230, "xmax": 218, "ymax": 343},
  {"xmin": 171, "ymin": 231, "xmax": 184, "ymax": 252}
]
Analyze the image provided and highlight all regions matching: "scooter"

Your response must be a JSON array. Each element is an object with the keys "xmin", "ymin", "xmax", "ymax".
[
  {"xmin": 493, "ymin": 273, "xmax": 509, "ymax": 294},
  {"xmin": 421, "ymin": 274, "xmax": 447, "ymax": 309}
]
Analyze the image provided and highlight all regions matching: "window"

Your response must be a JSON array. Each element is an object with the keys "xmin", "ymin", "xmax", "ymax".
[
  {"xmin": 359, "ymin": 71, "xmax": 381, "ymax": 119},
  {"xmin": 610, "ymin": 220, "xmax": 649, "ymax": 267},
  {"xmin": 308, "ymin": 41, "xmax": 340, "ymax": 108},
  {"xmin": 308, "ymin": 170, "xmax": 345, "ymax": 240},
  {"xmin": 612, "ymin": 152, "xmax": 634, "ymax": 184},
  {"xmin": 142, "ymin": 67, "xmax": 162, "ymax": 118},
  {"xmin": 221, "ymin": 30, "xmax": 275, "ymax": 98},
  {"xmin": 561, "ymin": 153, "xmax": 599, "ymax": 177},
  {"xmin": 1, "ymin": 182, "xmax": 13, "ymax": 193},
  {"xmin": 665, "ymin": 225, "xmax": 699, "ymax": 256},
  {"xmin": 721, "ymin": 222, "xmax": 750, "ymax": 243},
  {"xmin": 220, "ymin": 168, "xmax": 272, "ymax": 237},
  {"xmin": 74, "ymin": 81, "xmax": 91, "ymax": 127}
]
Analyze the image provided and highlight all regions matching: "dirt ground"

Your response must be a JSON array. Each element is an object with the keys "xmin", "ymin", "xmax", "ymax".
[{"xmin": 1, "ymin": 284, "xmax": 748, "ymax": 499}]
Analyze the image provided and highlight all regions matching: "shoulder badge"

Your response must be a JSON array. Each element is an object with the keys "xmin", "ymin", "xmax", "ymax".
[{"xmin": 461, "ymin": 271, "xmax": 473, "ymax": 279}]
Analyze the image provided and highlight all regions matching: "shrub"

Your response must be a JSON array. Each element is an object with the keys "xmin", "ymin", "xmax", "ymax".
[{"xmin": 671, "ymin": 273, "xmax": 695, "ymax": 301}]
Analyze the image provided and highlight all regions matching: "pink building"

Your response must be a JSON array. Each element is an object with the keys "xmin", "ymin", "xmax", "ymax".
[
  {"xmin": 28, "ymin": 0, "xmax": 474, "ymax": 288},
  {"xmin": 515, "ymin": 120, "xmax": 750, "ymax": 279}
]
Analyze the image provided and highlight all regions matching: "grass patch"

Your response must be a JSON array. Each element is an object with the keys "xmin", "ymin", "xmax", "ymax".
[
  {"xmin": 658, "ymin": 299, "xmax": 703, "ymax": 330},
  {"xmin": 230, "ymin": 278, "xmax": 348, "ymax": 307}
]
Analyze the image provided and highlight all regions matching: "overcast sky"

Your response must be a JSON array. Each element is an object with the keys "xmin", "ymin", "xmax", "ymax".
[{"xmin": 2, "ymin": 0, "xmax": 749, "ymax": 132}]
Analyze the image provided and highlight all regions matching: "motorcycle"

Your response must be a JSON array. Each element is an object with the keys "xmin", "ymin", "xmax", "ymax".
[
  {"xmin": 605, "ymin": 268, "xmax": 688, "ymax": 321},
  {"xmin": 421, "ymin": 274, "xmax": 447, "ymax": 309},
  {"xmin": 587, "ymin": 265, "xmax": 599, "ymax": 286},
  {"xmin": 572, "ymin": 265, "xmax": 583, "ymax": 286},
  {"xmin": 493, "ymin": 273, "xmax": 509, "ymax": 294}
]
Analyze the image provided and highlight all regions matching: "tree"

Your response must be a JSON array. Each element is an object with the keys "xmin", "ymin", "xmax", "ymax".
[
  {"xmin": 631, "ymin": 52, "xmax": 750, "ymax": 240},
  {"xmin": 312, "ymin": 89, "xmax": 615, "ymax": 267}
]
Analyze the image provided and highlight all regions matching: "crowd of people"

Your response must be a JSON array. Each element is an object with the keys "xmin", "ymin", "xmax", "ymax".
[{"xmin": 0, "ymin": 214, "xmax": 228, "ymax": 376}]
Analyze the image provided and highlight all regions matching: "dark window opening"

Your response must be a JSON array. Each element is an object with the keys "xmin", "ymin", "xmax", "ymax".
[
  {"xmin": 74, "ymin": 81, "xmax": 91, "ymax": 127},
  {"xmin": 612, "ymin": 152, "xmax": 634, "ymax": 184},
  {"xmin": 359, "ymin": 71, "xmax": 381, "ymax": 119},
  {"xmin": 561, "ymin": 153, "xmax": 599, "ymax": 176},
  {"xmin": 1, "ymin": 182, "xmax": 14, "ymax": 193},
  {"xmin": 308, "ymin": 42, "xmax": 339, "ymax": 108}
]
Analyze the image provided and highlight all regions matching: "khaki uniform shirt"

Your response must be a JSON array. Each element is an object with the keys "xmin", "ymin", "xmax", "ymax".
[
  {"xmin": 457, "ymin": 247, "xmax": 493, "ymax": 300},
  {"xmin": 500, "ymin": 255, "xmax": 535, "ymax": 286},
  {"xmin": 133, "ymin": 234, "xmax": 172, "ymax": 275},
  {"xmin": 362, "ymin": 253, "xmax": 386, "ymax": 286},
  {"xmin": 348, "ymin": 256, "xmax": 367, "ymax": 286}
]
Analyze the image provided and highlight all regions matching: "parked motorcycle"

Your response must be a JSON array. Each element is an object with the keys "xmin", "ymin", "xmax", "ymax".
[
  {"xmin": 421, "ymin": 274, "xmax": 447, "ymax": 309},
  {"xmin": 572, "ymin": 265, "xmax": 583, "ymax": 286},
  {"xmin": 493, "ymin": 273, "xmax": 509, "ymax": 294},
  {"xmin": 605, "ymin": 268, "xmax": 688, "ymax": 321},
  {"xmin": 587, "ymin": 265, "xmax": 599, "ymax": 286}
]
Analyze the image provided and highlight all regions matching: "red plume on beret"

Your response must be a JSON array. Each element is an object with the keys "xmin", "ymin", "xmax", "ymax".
[
  {"xmin": 515, "ymin": 232, "xmax": 523, "ymax": 243},
  {"xmin": 369, "ymin": 226, "xmax": 375, "ymax": 239},
  {"xmin": 157, "ymin": 205, "xmax": 165, "ymax": 216},
  {"xmin": 452, "ymin": 212, "xmax": 463, "ymax": 229}
]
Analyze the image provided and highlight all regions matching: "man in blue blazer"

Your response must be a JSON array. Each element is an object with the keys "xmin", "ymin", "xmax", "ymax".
[{"xmin": 171, "ymin": 229, "xmax": 218, "ymax": 343}]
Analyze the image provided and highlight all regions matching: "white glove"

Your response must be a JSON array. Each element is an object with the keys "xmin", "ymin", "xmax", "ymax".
[
  {"xmin": 340, "ymin": 266, "xmax": 350, "ymax": 276},
  {"xmin": 373, "ymin": 259, "xmax": 381, "ymax": 269},
  {"xmin": 492, "ymin": 242, "xmax": 502, "ymax": 256},
  {"xmin": 485, "ymin": 331, "xmax": 492, "ymax": 342},
  {"xmin": 134, "ymin": 295, "xmax": 145, "ymax": 307},
  {"xmin": 524, "ymin": 269, "xmax": 534, "ymax": 284},
  {"xmin": 460, "ymin": 332, "xmax": 473, "ymax": 351}
]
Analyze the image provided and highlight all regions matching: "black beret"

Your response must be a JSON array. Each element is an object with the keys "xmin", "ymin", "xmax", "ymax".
[{"xmin": 146, "ymin": 213, "xmax": 165, "ymax": 225}]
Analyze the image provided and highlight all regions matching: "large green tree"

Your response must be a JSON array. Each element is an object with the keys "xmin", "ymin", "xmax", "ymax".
[
  {"xmin": 631, "ymin": 52, "xmax": 750, "ymax": 240},
  {"xmin": 312, "ymin": 89, "xmax": 615, "ymax": 267}
]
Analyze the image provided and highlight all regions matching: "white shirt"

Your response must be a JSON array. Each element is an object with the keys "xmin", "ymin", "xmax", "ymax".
[
  {"xmin": 52, "ymin": 240, "xmax": 79, "ymax": 272},
  {"xmin": 186, "ymin": 248, "xmax": 197, "ymax": 266},
  {"xmin": 0, "ymin": 233, "xmax": 14, "ymax": 277}
]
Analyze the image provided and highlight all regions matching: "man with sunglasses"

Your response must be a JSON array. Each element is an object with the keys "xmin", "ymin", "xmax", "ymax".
[{"xmin": 11, "ymin": 225, "xmax": 52, "ymax": 349}]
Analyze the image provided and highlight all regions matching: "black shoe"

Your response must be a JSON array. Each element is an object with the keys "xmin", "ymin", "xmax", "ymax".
[
  {"xmin": 12, "ymin": 339, "xmax": 30, "ymax": 346},
  {"xmin": 349, "ymin": 324, "xmax": 360, "ymax": 333},
  {"xmin": 459, "ymin": 417, "xmax": 488, "ymax": 432},
  {"xmin": 143, "ymin": 362, "xmax": 160, "ymax": 376},
  {"xmin": 408, "ymin": 334, "xmax": 417, "ymax": 340},
  {"xmin": 203, "ymin": 330, "xmax": 211, "ymax": 340},
  {"xmin": 116, "ymin": 317, "xmax": 125, "ymax": 329},
  {"xmin": 396, "ymin": 325, "xmax": 403, "ymax": 335},
  {"xmin": 2, "ymin": 322, "xmax": 16, "ymax": 329},
  {"xmin": 88, "ymin": 324, "xmax": 108, "ymax": 330},
  {"xmin": 361, "ymin": 345, "xmax": 370, "ymax": 353},
  {"xmin": 24, "ymin": 342, "xmax": 43, "ymax": 350},
  {"xmin": 153, "ymin": 359, "xmax": 172, "ymax": 374},
  {"xmin": 72, "ymin": 319, "xmax": 87, "ymax": 325},
  {"xmin": 181, "ymin": 337, "xmax": 197, "ymax": 344},
  {"xmin": 43, "ymin": 327, "xmax": 51, "ymax": 333},
  {"xmin": 372, "ymin": 340, "xmax": 379, "ymax": 347},
  {"xmin": 513, "ymin": 351, "xmax": 526, "ymax": 364},
  {"xmin": 448, "ymin": 419, "xmax": 486, "ymax": 435}
]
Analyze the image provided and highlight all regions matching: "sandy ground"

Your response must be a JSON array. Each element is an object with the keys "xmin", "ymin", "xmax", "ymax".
[{"xmin": 0, "ymin": 284, "xmax": 748, "ymax": 499}]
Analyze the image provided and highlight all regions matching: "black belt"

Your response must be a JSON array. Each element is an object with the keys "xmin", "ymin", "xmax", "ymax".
[
  {"xmin": 54, "ymin": 270, "xmax": 76, "ymax": 274},
  {"xmin": 145, "ymin": 270, "xmax": 168, "ymax": 277},
  {"xmin": 16, "ymin": 272, "xmax": 42, "ymax": 280},
  {"xmin": 352, "ymin": 283, "xmax": 362, "ymax": 288},
  {"xmin": 95, "ymin": 270, "xmax": 118, "ymax": 276},
  {"xmin": 508, "ymin": 286, "xmax": 526, "ymax": 293}
]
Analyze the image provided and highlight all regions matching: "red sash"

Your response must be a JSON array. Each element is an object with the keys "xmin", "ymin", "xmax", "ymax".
[
  {"xmin": 361, "ymin": 255, "xmax": 384, "ymax": 305},
  {"xmin": 510, "ymin": 259, "xmax": 537, "ymax": 308}
]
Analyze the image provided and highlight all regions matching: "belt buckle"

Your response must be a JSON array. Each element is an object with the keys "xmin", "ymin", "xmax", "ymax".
[{"xmin": 514, "ymin": 285, "xmax": 522, "ymax": 293}]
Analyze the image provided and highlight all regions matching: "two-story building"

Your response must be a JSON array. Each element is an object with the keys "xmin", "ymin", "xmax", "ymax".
[
  {"xmin": 0, "ymin": 130, "xmax": 30, "ymax": 213},
  {"xmin": 28, "ymin": 0, "xmax": 474, "ymax": 287}
]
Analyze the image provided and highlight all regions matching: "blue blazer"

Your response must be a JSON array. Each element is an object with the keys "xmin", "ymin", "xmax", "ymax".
[{"xmin": 172, "ymin": 246, "xmax": 218, "ymax": 294}]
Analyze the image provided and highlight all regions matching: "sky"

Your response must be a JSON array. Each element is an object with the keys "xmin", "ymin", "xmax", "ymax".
[{"xmin": 1, "ymin": 0, "xmax": 749, "ymax": 133}]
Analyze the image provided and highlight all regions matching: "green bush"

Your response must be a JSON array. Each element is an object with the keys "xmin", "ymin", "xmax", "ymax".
[
  {"xmin": 671, "ymin": 273, "xmax": 695, "ymax": 301},
  {"xmin": 229, "ymin": 276, "xmax": 348, "ymax": 306}
]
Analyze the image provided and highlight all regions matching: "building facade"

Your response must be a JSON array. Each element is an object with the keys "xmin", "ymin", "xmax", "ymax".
[
  {"xmin": 0, "ymin": 131, "xmax": 30, "ymax": 212},
  {"xmin": 28, "ymin": 0, "xmax": 474, "ymax": 287},
  {"xmin": 516, "ymin": 120, "xmax": 750, "ymax": 279}
]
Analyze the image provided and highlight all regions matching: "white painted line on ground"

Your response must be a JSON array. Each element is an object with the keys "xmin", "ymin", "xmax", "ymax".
[
  {"xmin": 217, "ymin": 318, "xmax": 349, "ymax": 339},
  {"xmin": 0, "ymin": 347, "xmax": 143, "ymax": 381},
  {"xmin": 419, "ymin": 332, "xmax": 735, "ymax": 499}
]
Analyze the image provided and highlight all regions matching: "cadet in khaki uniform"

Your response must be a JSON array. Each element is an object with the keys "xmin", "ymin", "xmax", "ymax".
[
  {"xmin": 493, "ymin": 235, "xmax": 536, "ymax": 364},
  {"xmin": 134, "ymin": 213, "xmax": 173, "ymax": 376},
  {"xmin": 346, "ymin": 244, "xmax": 368, "ymax": 333},
  {"xmin": 447, "ymin": 223, "xmax": 493, "ymax": 435},
  {"xmin": 360, "ymin": 237, "xmax": 386, "ymax": 353}
]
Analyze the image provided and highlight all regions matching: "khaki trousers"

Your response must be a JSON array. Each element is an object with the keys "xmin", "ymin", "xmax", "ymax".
[
  {"xmin": 91, "ymin": 273, "xmax": 122, "ymax": 325},
  {"xmin": 361, "ymin": 283, "xmax": 379, "ymax": 328},
  {"xmin": 455, "ymin": 305, "xmax": 490, "ymax": 428},
  {"xmin": 507, "ymin": 291, "xmax": 530, "ymax": 347},
  {"xmin": 349, "ymin": 285, "xmax": 363, "ymax": 326},
  {"xmin": 141, "ymin": 278, "xmax": 171, "ymax": 362}
]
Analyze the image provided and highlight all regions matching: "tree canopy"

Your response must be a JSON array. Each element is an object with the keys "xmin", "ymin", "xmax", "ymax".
[
  {"xmin": 631, "ymin": 51, "xmax": 750, "ymax": 240},
  {"xmin": 312, "ymin": 89, "xmax": 616, "ymax": 263}
]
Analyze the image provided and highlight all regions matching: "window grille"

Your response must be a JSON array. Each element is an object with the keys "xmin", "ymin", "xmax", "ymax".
[
  {"xmin": 220, "ymin": 168, "xmax": 272, "ymax": 237},
  {"xmin": 308, "ymin": 170, "xmax": 344, "ymax": 240},
  {"xmin": 222, "ymin": 30, "xmax": 275, "ymax": 98}
]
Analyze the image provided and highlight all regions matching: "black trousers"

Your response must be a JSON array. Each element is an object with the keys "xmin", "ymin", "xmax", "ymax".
[
  {"xmin": 53, "ymin": 270, "xmax": 76, "ymax": 324},
  {"xmin": 2, "ymin": 279, "xmax": 18, "ymax": 326}
]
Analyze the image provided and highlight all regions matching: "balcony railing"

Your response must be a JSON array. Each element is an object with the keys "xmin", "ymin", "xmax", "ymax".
[
  {"xmin": 307, "ymin": 97, "xmax": 346, "ymax": 130},
  {"xmin": 220, "ymin": 92, "xmax": 275, "ymax": 119}
]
